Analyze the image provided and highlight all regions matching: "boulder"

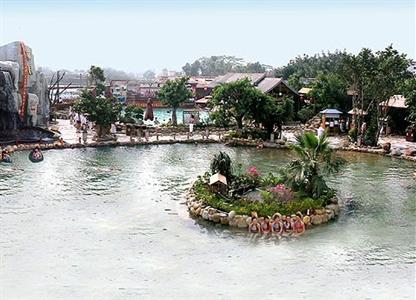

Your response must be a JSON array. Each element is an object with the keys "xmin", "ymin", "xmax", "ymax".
[
  {"xmin": 245, "ymin": 216, "xmax": 252, "ymax": 225},
  {"xmin": 212, "ymin": 213, "xmax": 221, "ymax": 223},
  {"xmin": 321, "ymin": 213, "xmax": 329, "ymax": 223},
  {"xmin": 195, "ymin": 207, "xmax": 202, "ymax": 216},
  {"xmin": 220, "ymin": 214, "xmax": 229, "ymax": 225},
  {"xmin": 228, "ymin": 210, "xmax": 236, "ymax": 221},
  {"xmin": 311, "ymin": 214, "xmax": 323, "ymax": 225},
  {"xmin": 202, "ymin": 209, "xmax": 209, "ymax": 220}
]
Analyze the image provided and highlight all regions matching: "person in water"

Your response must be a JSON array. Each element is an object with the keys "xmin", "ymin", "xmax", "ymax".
[
  {"xmin": 260, "ymin": 216, "xmax": 272, "ymax": 233},
  {"xmin": 292, "ymin": 215, "xmax": 306, "ymax": 236},
  {"xmin": 271, "ymin": 214, "xmax": 283, "ymax": 235},
  {"xmin": 248, "ymin": 217, "xmax": 261, "ymax": 233},
  {"xmin": 282, "ymin": 215, "xmax": 293, "ymax": 235},
  {"xmin": 32, "ymin": 147, "xmax": 43, "ymax": 160},
  {"xmin": 1, "ymin": 149, "xmax": 11, "ymax": 162}
]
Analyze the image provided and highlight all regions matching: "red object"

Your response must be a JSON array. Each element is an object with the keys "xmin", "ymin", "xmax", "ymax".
[
  {"xmin": 19, "ymin": 42, "xmax": 30, "ymax": 121},
  {"xmin": 144, "ymin": 99, "xmax": 154, "ymax": 121}
]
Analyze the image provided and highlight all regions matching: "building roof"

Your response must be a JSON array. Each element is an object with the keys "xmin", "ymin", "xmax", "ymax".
[
  {"xmin": 209, "ymin": 173, "xmax": 227, "ymax": 185},
  {"xmin": 256, "ymin": 77, "xmax": 283, "ymax": 93},
  {"xmin": 348, "ymin": 108, "xmax": 367, "ymax": 115},
  {"xmin": 299, "ymin": 87, "xmax": 312, "ymax": 94},
  {"xmin": 195, "ymin": 96, "xmax": 211, "ymax": 104},
  {"xmin": 255, "ymin": 77, "xmax": 299, "ymax": 96},
  {"xmin": 208, "ymin": 72, "xmax": 266, "ymax": 88},
  {"xmin": 379, "ymin": 95, "xmax": 408, "ymax": 109},
  {"xmin": 320, "ymin": 109, "xmax": 343, "ymax": 115}
]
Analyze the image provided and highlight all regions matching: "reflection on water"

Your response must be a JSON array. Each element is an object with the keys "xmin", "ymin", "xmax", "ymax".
[{"xmin": 0, "ymin": 145, "xmax": 415, "ymax": 299}]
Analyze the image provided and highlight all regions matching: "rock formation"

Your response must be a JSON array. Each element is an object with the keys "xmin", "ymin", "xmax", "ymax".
[{"xmin": 0, "ymin": 41, "xmax": 50, "ymax": 141}]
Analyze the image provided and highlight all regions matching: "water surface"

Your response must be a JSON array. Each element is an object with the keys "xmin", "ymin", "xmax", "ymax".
[{"xmin": 0, "ymin": 145, "xmax": 414, "ymax": 299}]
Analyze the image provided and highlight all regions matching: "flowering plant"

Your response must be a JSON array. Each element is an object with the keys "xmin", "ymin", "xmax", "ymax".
[
  {"xmin": 247, "ymin": 166, "xmax": 260, "ymax": 177},
  {"xmin": 268, "ymin": 184, "xmax": 294, "ymax": 203}
]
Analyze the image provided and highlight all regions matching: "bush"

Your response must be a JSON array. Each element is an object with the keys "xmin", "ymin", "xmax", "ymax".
[
  {"xmin": 297, "ymin": 107, "xmax": 316, "ymax": 123},
  {"xmin": 210, "ymin": 152, "xmax": 232, "ymax": 179},
  {"xmin": 194, "ymin": 178, "xmax": 327, "ymax": 217}
]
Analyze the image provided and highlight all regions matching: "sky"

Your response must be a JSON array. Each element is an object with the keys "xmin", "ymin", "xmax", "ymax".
[{"xmin": 0, "ymin": 0, "xmax": 415, "ymax": 73}]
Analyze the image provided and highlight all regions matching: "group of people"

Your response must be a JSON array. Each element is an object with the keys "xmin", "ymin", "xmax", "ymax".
[{"xmin": 248, "ymin": 212, "xmax": 307, "ymax": 237}]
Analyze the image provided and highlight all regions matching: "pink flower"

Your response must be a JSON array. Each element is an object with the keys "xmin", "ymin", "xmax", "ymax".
[{"xmin": 247, "ymin": 166, "xmax": 260, "ymax": 177}]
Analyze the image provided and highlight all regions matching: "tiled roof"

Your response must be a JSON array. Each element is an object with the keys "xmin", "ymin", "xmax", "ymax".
[
  {"xmin": 256, "ymin": 77, "xmax": 283, "ymax": 93},
  {"xmin": 208, "ymin": 72, "xmax": 266, "ymax": 88}
]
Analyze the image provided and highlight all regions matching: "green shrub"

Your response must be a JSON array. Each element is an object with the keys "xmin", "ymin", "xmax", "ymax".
[{"xmin": 297, "ymin": 107, "xmax": 316, "ymax": 123}]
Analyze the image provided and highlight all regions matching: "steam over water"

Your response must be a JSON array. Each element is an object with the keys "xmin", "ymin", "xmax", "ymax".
[{"xmin": 0, "ymin": 145, "xmax": 415, "ymax": 299}]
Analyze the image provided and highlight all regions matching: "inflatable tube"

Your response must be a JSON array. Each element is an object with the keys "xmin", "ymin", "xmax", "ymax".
[
  {"xmin": 1, "ymin": 156, "xmax": 12, "ymax": 164},
  {"xmin": 29, "ymin": 151, "xmax": 43, "ymax": 163}
]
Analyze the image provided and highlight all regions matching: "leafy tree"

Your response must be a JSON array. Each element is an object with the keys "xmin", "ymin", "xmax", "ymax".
[
  {"xmin": 209, "ymin": 79, "xmax": 259, "ymax": 130},
  {"xmin": 297, "ymin": 106, "xmax": 316, "ymax": 123},
  {"xmin": 283, "ymin": 132, "xmax": 345, "ymax": 198},
  {"xmin": 158, "ymin": 77, "xmax": 192, "ymax": 126},
  {"xmin": 401, "ymin": 78, "xmax": 416, "ymax": 129},
  {"xmin": 210, "ymin": 152, "xmax": 232, "ymax": 180},
  {"xmin": 119, "ymin": 105, "xmax": 144, "ymax": 124},
  {"xmin": 250, "ymin": 95, "xmax": 294, "ymax": 135},
  {"xmin": 88, "ymin": 65, "xmax": 106, "ymax": 95},
  {"xmin": 73, "ymin": 66, "xmax": 122, "ymax": 138},
  {"xmin": 182, "ymin": 56, "xmax": 266, "ymax": 76},
  {"xmin": 309, "ymin": 73, "xmax": 348, "ymax": 110},
  {"xmin": 73, "ymin": 91, "xmax": 122, "ymax": 137},
  {"xmin": 275, "ymin": 51, "xmax": 347, "ymax": 79},
  {"xmin": 143, "ymin": 70, "xmax": 156, "ymax": 80}
]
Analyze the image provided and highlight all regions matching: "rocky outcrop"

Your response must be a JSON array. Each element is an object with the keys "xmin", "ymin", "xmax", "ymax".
[{"xmin": 0, "ymin": 41, "xmax": 50, "ymax": 141}]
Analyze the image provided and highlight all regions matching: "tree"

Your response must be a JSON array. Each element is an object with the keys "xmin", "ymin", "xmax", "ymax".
[
  {"xmin": 158, "ymin": 77, "xmax": 192, "ymax": 126},
  {"xmin": 309, "ymin": 73, "xmax": 348, "ymax": 111},
  {"xmin": 402, "ymin": 78, "xmax": 416, "ymax": 129},
  {"xmin": 283, "ymin": 132, "xmax": 345, "ymax": 198},
  {"xmin": 250, "ymin": 94, "xmax": 294, "ymax": 135},
  {"xmin": 119, "ymin": 104, "xmax": 144, "ymax": 124},
  {"xmin": 143, "ymin": 70, "xmax": 156, "ymax": 80},
  {"xmin": 73, "ymin": 91, "xmax": 122, "ymax": 137},
  {"xmin": 209, "ymin": 79, "xmax": 259, "ymax": 130},
  {"xmin": 182, "ymin": 56, "xmax": 266, "ymax": 76},
  {"xmin": 73, "ymin": 65, "xmax": 122, "ymax": 138},
  {"xmin": 88, "ymin": 65, "xmax": 106, "ymax": 95}
]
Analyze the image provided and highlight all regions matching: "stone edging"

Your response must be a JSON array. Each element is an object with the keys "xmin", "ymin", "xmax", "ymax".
[
  {"xmin": 185, "ymin": 185, "xmax": 340, "ymax": 229},
  {"xmin": 6, "ymin": 138, "xmax": 220, "ymax": 152}
]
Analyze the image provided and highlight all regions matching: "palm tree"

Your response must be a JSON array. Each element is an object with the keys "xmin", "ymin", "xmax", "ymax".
[{"xmin": 283, "ymin": 131, "xmax": 345, "ymax": 198}]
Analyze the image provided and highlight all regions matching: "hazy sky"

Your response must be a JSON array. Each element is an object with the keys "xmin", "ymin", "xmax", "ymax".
[{"xmin": 1, "ymin": 0, "xmax": 414, "ymax": 73}]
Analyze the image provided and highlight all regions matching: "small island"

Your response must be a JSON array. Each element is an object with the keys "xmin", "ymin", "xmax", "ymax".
[{"xmin": 187, "ymin": 132, "xmax": 344, "ymax": 234}]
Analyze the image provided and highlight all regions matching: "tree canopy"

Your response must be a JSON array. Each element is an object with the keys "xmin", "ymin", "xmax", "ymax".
[
  {"xmin": 209, "ymin": 79, "xmax": 294, "ymax": 133},
  {"xmin": 158, "ymin": 77, "xmax": 192, "ymax": 125},
  {"xmin": 182, "ymin": 56, "xmax": 267, "ymax": 76}
]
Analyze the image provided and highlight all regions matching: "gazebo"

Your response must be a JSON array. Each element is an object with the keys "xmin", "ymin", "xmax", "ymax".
[{"xmin": 320, "ymin": 109, "xmax": 343, "ymax": 132}]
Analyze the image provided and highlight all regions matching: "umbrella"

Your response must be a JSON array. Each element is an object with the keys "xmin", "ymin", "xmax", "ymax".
[{"xmin": 144, "ymin": 98, "xmax": 154, "ymax": 121}]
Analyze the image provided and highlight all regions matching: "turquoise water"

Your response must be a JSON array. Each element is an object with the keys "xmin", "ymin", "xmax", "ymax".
[
  {"xmin": 152, "ymin": 108, "xmax": 210, "ymax": 124},
  {"xmin": 0, "ymin": 145, "xmax": 414, "ymax": 299}
]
